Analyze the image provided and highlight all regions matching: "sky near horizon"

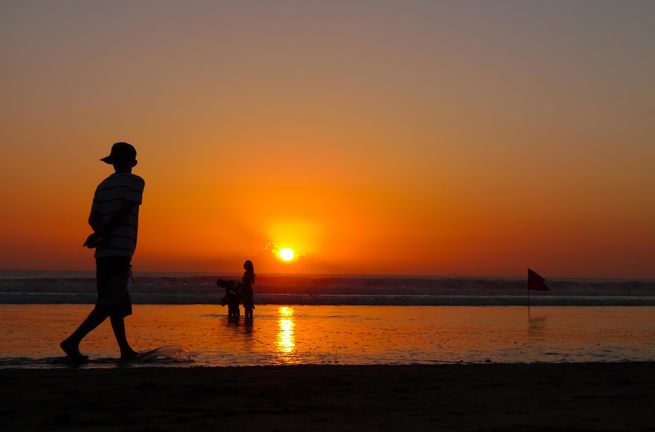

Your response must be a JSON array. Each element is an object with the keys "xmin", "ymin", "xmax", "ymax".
[{"xmin": 1, "ymin": 1, "xmax": 653, "ymax": 278}]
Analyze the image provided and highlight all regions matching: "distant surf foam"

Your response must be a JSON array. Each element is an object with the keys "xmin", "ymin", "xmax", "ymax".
[{"xmin": 1, "ymin": 271, "xmax": 654, "ymax": 306}]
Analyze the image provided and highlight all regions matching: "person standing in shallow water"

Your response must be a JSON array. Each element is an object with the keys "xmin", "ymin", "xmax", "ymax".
[
  {"xmin": 241, "ymin": 260, "xmax": 255, "ymax": 319},
  {"xmin": 60, "ymin": 142, "xmax": 145, "ymax": 362}
]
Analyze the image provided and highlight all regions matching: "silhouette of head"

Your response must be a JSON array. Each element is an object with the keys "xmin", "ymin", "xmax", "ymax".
[
  {"xmin": 101, "ymin": 142, "xmax": 137, "ymax": 167},
  {"xmin": 244, "ymin": 260, "xmax": 254, "ymax": 273}
]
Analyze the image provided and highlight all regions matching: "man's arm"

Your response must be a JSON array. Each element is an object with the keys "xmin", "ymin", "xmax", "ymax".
[{"xmin": 83, "ymin": 201, "xmax": 137, "ymax": 248}]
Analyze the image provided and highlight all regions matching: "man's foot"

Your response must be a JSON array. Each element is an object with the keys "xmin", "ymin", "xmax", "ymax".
[
  {"xmin": 120, "ymin": 349, "xmax": 139, "ymax": 362},
  {"xmin": 60, "ymin": 340, "xmax": 89, "ymax": 363}
]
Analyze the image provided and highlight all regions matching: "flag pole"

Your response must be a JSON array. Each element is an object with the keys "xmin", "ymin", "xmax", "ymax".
[
  {"xmin": 528, "ymin": 285, "xmax": 532, "ymax": 321},
  {"xmin": 527, "ymin": 275, "xmax": 531, "ymax": 320},
  {"xmin": 527, "ymin": 268, "xmax": 548, "ymax": 321}
]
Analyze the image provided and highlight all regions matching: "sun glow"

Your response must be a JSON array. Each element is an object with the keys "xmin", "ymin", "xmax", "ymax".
[{"xmin": 279, "ymin": 248, "xmax": 295, "ymax": 262}]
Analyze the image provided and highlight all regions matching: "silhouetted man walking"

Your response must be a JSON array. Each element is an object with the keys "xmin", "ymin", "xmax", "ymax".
[{"xmin": 61, "ymin": 142, "xmax": 145, "ymax": 362}]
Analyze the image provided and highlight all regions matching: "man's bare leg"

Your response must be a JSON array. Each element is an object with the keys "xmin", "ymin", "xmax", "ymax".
[{"xmin": 110, "ymin": 315, "xmax": 137, "ymax": 360}]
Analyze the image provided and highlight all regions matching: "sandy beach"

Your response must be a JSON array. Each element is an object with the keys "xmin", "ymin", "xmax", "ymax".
[{"xmin": 1, "ymin": 363, "xmax": 654, "ymax": 431}]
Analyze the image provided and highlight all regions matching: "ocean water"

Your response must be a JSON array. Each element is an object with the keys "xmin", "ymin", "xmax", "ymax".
[
  {"xmin": 1, "ymin": 271, "xmax": 654, "ymax": 368},
  {"xmin": 1, "ymin": 304, "xmax": 654, "ymax": 369}
]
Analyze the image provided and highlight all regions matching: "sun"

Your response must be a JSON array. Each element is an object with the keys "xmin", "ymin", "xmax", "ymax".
[{"xmin": 278, "ymin": 247, "xmax": 295, "ymax": 262}]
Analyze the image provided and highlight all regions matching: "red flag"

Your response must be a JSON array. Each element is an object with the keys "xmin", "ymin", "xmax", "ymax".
[{"xmin": 528, "ymin": 268, "xmax": 548, "ymax": 291}]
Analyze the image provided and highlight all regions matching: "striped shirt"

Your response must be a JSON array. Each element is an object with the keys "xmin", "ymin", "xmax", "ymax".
[{"xmin": 91, "ymin": 172, "xmax": 145, "ymax": 258}]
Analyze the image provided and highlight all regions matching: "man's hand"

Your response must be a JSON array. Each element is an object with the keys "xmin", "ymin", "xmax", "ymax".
[{"xmin": 83, "ymin": 233, "xmax": 99, "ymax": 248}]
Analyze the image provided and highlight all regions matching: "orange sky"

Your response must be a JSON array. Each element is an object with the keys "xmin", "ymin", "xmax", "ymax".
[{"xmin": 1, "ymin": 1, "xmax": 654, "ymax": 278}]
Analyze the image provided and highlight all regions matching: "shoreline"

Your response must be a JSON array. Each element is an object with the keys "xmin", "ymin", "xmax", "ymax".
[{"xmin": 2, "ymin": 362, "xmax": 654, "ymax": 431}]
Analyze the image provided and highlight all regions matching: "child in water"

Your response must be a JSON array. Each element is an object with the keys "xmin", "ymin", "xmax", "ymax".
[{"xmin": 217, "ymin": 279, "xmax": 241, "ymax": 318}]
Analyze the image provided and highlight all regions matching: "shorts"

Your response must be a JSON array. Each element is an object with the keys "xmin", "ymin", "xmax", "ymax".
[{"xmin": 95, "ymin": 256, "xmax": 132, "ymax": 317}]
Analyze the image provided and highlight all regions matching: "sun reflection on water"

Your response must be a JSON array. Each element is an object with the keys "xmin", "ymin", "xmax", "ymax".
[{"xmin": 275, "ymin": 306, "xmax": 298, "ymax": 364}]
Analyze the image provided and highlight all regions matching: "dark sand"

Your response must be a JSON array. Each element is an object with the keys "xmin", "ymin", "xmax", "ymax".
[{"xmin": 1, "ymin": 363, "xmax": 654, "ymax": 431}]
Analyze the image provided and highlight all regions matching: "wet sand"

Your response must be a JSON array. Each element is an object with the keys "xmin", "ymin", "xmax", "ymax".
[{"xmin": 1, "ymin": 363, "xmax": 654, "ymax": 431}]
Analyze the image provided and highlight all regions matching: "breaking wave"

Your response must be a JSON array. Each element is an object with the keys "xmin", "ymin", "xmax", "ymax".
[{"xmin": 1, "ymin": 271, "xmax": 654, "ymax": 306}]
